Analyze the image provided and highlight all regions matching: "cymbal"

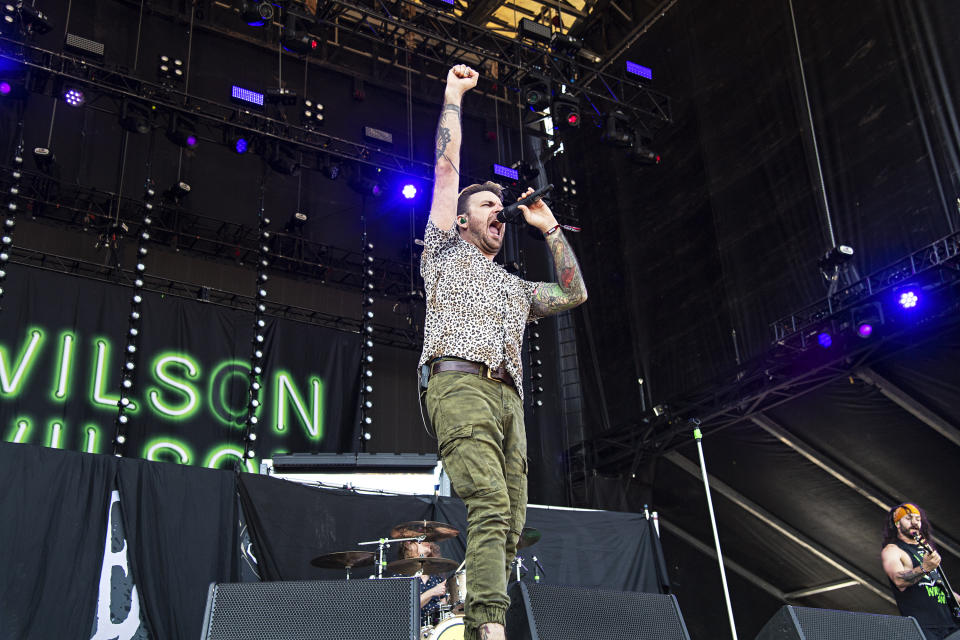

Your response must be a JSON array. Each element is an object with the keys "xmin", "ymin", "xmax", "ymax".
[
  {"xmin": 517, "ymin": 527, "xmax": 541, "ymax": 550},
  {"xmin": 310, "ymin": 551, "xmax": 376, "ymax": 569},
  {"xmin": 390, "ymin": 520, "xmax": 460, "ymax": 542},
  {"xmin": 387, "ymin": 557, "xmax": 459, "ymax": 576}
]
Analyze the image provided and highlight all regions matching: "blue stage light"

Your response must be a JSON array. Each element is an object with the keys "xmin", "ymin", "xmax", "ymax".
[
  {"xmin": 817, "ymin": 332, "xmax": 832, "ymax": 348},
  {"xmin": 626, "ymin": 61, "xmax": 653, "ymax": 80},
  {"xmin": 234, "ymin": 137, "xmax": 249, "ymax": 154},
  {"xmin": 402, "ymin": 184, "xmax": 417, "ymax": 199},
  {"xmin": 493, "ymin": 163, "xmax": 519, "ymax": 181},
  {"xmin": 898, "ymin": 291, "xmax": 918, "ymax": 309}
]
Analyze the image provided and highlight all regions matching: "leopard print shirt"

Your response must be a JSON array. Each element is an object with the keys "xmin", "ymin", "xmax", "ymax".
[{"xmin": 418, "ymin": 220, "xmax": 544, "ymax": 400}]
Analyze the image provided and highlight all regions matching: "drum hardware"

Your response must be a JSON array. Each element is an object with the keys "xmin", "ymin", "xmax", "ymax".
[
  {"xmin": 357, "ymin": 535, "xmax": 423, "ymax": 578},
  {"xmin": 309, "ymin": 550, "xmax": 375, "ymax": 580},
  {"xmin": 388, "ymin": 557, "xmax": 459, "ymax": 576}
]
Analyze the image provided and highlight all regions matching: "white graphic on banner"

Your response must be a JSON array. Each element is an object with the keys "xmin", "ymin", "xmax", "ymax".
[{"xmin": 90, "ymin": 490, "xmax": 149, "ymax": 639}]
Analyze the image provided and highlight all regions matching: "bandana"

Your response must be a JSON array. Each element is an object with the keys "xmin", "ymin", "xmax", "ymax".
[{"xmin": 893, "ymin": 503, "xmax": 921, "ymax": 524}]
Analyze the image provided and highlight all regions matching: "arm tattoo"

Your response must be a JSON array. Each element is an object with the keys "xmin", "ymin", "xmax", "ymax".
[
  {"xmin": 434, "ymin": 104, "xmax": 460, "ymax": 165},
  {"xmin": 531, "ymin": 230, "xmax": 587, "ymax": 316},
  {"xmin": 897, "ymin": 567, "xmax": 925, "ymax": 586}
]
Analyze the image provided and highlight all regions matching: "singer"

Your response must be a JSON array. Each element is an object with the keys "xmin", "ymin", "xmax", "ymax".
[
  {"xmin": 881, "ymin": 503, "xmax": 960, "ymax": 640},
  {"xmin": 418, "ymin": 64, "xmax": 587, "ymax": 640}
]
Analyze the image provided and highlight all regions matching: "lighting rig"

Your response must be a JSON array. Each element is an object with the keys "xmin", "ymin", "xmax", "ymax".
[
  {"xmin": 241, "ymin": 206, "xmax": 271, "ymax": 468},
  {"xmin": 359, "ymin": 233, "xmax": 376, "ymax": 449},
  {"xmin": 0, "ymin": 140, "xmax": 23, "ymax": 311},
  {"xmin": 112, "ymin": 180, "xmax": 155, "ymax": 456}
]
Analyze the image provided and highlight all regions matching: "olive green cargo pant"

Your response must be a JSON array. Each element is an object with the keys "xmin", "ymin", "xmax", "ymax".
[{"xmin": 426, "ymin": 369, "xmax": 527, "ymax": 640}]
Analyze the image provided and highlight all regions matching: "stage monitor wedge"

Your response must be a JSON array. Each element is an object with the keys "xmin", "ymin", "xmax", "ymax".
[
  {"xmin": 755, "ymin": 605, "xmax": 925, "ymax": 640},
  {"xmin": 506, "ymin": 581, "xmax": 691, "ymax": 640},
  {"xmin": 200, "ymin": 578, "xmax": 418, "ymax": 640}
]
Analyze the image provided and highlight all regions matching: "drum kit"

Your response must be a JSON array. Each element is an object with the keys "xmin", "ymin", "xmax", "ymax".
[{"xmin": 310, "ymin": 520, "xmax": 544, "ymax": 640}]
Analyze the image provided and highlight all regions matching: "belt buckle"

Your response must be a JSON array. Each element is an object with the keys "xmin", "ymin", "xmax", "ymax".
[{"xmin": 485, "ymin": 365, "xmax": 501, "ymax": 383}]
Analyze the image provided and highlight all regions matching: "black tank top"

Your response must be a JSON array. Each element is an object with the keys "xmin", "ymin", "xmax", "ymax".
[{"xmin": 889, "ymin": 539, "xmax": 957, "ymax": 634}]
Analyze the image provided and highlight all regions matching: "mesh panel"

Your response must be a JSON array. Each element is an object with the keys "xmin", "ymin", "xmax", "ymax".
[
  {"xmin": 756, "ymin": 605, "xmax": 925, "ymax": 640},
  {"xmin": 509, "ymin": 583, "xmax": 690, "ymax": 640},
  {"xmin": 202, "ymin": 579, "xmax": 417, "ymax": 640}
]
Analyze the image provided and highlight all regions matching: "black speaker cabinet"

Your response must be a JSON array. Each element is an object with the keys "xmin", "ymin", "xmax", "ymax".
[
  {"xmin": 505, "ymin": 582, "xmax": 691, "ymax": 640},
  {"xmin": 755, "ymin": 605, "xmax": 925, "ymax": 640},
  {"xmin": 199, "ymin": 578, "xmax": 419, "ymax": 640}
]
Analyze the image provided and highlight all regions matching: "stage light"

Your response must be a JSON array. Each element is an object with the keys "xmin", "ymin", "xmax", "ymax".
[
  {"xmin": 301, "ymin": 98, "xmax": 324, "ymax": 127},
  {"xmin": 856, "ymin": 323, "xmax": 873, "ymax": 338},
  {"xmin": 520, "ymin": 73, "xmax": 551, "ymax": 112},
  {"xmin": 402, "ymin": 184, "xmax": 417, "ymax": 199},
  {"xmin": 628, "ymin": 137, "xmax": 661, "ymax": 165},
  {"xmin": 625, "ymin": 61, "xmax": 653, "ymax": 80},
  {"xmin": 167, "ymin": 113, "xmax": 198, "ymax": 149},
  {"xmin": 364, "ymin": 399, "xmax": 373, "ymax": 409},
  {"xmin": 245, "ymin": 449, "xmax": 255, "ymax": 458},
  {"xmin": 320, "ymin": 156, "xmax": 341, "ymax": 180},
  {"xmin": 249, "ymin": 415, "xmax": 259, "ymax": 425},
  {"xmin": 119, "ymin": 100, "xmax": 152, "ymax": 134},
  {"xmin": 363, "ymin": 429, "xmax": 372, "ymax": 438},
  {"xmin": 818, "ymin": 245, "xmax": 855, "ymax": 271},
  {"xmin": 285, "ymin": 211, "xmax": 308, "ymax": 234},
  {"xmin": 125, "ymin": 361, "xmax": 135, "ymax": 371},
  {"xmin": 552, "ymin": 94, "xmax": 580, "ymax": 129},
  {"xmin": 551, "ymin": 33, "xmax": 582, "ymax": 57},
  {"xmin": 265, "ymin": 141, "xmax": 299, "ymax": 175},
  {"xmin": 240, "ymin": 0, "xmax": 273, "ymax": 26},
  {"xmin": 282, "ymin": 12, "xmax": 319, "ymax": 55},
  {"xmin": 365, "ymin": 354, "xmax": 374, "ymax": 363},
  {"xmin": 0, "ymin": 81, "xmax": 10, "ymax": 95},
  {"xmin": 62, "ymin": 87, "xmax": 84, "ymax": 107},
  {"xmin": 601, "ymin": 110, "xmax": 633, "ymax": 148},
  {"xmin": 32, "ymin": 147, "xmax": 56, "ymax": 173},
  {"xmin": 157, "ymin": 54, "xmax": 184, "ymax": 82},
  {"xmin": 347, "ymin": 166, "xmax": 383, "ymax": 197},
  {"xmin": 899, "ymin": 290, "xmax": 919, "ymax": 309},
  {"xmin": 116, "ymin": 433, "xmax": 126, "ymax": 442},
  {"xmin": 492, "ymin": 164, "xmax": 519, "ymax": 181},
  {"xmin": 231, "ymin": 85, "xmax": 264, "ymax": 108},
  {"xmin": 129, "ymin": 327, "xmax": 138, "ymax": 336},
  {"xmin": 166, "ymin": 181, "xmax": 191, "ymax": 202},
  {"xmin": 247, "ymin": 432, "xmax": 257, "ymax": 441},
  {"xmin": 265, "ymin": 87, "xmax": 298, "ymax": 105},
  {"xmin": 122, "ymin": 379, "xmax": 132, "ymax": 389}
]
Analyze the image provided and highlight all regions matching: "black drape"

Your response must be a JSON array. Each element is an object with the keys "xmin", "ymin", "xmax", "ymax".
[
  {"xmin": 0, "ymin": 443, "xmax": 113, "ymax": 640},
  {"xmin": 117, "ymin": 458, "xmax": 240, "ymax": 640},
  {"xmin": 238, "ymin": 473, "xmax": 434, "ymax": 581},
  {"xmin": 239, "ymin": 473, "xmax": 668, "ymax": 593},
  {"xmin": 434, "ymin": 497, "xmax": 669, "ymax": 592}
]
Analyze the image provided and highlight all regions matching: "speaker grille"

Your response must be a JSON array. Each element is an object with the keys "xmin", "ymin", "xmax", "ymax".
[
  {"xmin": 510, "ymin": 583, "xmax": 690, "ymax": 640},
  {"xmin": 756, "ymin": 605, "xmax": 925, "ymax": 640},
  {"xmin": 202, "ymin": 579, "xmax": 418, "ymax": 640}
]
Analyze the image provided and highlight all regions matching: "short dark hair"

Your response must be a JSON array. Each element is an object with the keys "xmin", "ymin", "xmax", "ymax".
[{"xmin": 457, "ymin": 182, "xmax": 503, "ymax": 221}]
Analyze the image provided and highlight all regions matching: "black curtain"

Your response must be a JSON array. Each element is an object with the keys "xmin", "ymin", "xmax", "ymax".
[
  {"xmin": 238, "ymin": 473, "xmax": 434, "ymax": 581},
  {"xmin": 0, "ymin": 443, "xmax": 113, "ymax": 640},
  {"xmin": 117, "ymin": 459, "xmax": 240, "ymax": 640},
  {"xmin": 239, "ymin": 473, "xmax": 669, "ymax": 593}
]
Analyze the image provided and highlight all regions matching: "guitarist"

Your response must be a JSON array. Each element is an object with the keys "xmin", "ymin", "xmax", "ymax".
[{"xmin": 882, "ymin": 502, "xmax": 960, "ymax": 640}]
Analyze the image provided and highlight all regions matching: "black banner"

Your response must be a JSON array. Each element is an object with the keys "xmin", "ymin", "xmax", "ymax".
[{"xmin": 0, "ymin": 264, "xmax": 360, "ymax": 469}]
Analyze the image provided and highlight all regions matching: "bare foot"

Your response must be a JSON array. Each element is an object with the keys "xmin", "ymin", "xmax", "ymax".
[{"xmin": 479, "ymin": 622, "xmax": 506, "ymax": 640}]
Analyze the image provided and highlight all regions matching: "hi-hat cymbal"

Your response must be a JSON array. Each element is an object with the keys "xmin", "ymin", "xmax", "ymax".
[
  {"xmin": 387, "ymin": 556, "xmax": 459, "ymax": 576},
  {"xmin": 390, "ymin": 520, "xmax": 460, "ymax": 541},
  {"xmin": 517, "ymin": 527, "xmax": 541, "ymax": 550},
  {"xmin": 310, "ymin": 551, "xmax": 376, "ymax": 569}
]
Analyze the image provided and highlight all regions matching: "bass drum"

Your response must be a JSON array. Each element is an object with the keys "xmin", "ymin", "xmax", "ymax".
[{"xmin": 426, "ymin": 614, "xmax": 464, "ymax": 639}]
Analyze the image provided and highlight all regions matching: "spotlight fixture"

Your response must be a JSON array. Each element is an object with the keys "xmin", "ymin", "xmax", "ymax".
[
  {"xmin": 3, "ymin": 2, "xmax": 51, "ymax": 35},
  {"xmin": 32, "ymin": 147, "xmax": 56, "ymax": 173},
  {"xmin": 281, "ymin": 12, "xmax": 319, "ymax": 55},
  {"xmin": 285, "ymin": 211, "xmax": 308, "ymax": 234},
  {"xmin": 517, "ymin": 17, "xmax": 552, "ymax": 45},
  {"xmin": 898, "ymin": 290, "xmax": 919, "ymax": 309},
  {"xmin": 301, "ymin": 97, "xmax": 324, "ymax": 128},
  {"xmin": 320, "ymin": 155, "xmax": 341, "ymax": 180},
  {"xmin": 626, "ymin": 60, "xmax": 653, "ymax": 80},
  {"xmin": 264, "ymin": 141, "xmax": 300, "ymax": 176},
  {"xmin": 551, "ymin": 93, "xmax": 580, "ymax": 129},
  {"xmin": 817, "ymin": 245, "xmax": 855, "ymax": 271},
  {"xmin": 401, "ymin": 184, "xmax": 417, "ymax": 200},
  {"xmin": 851, "ymin": 302, "xmax": 883, "ymax": 338},
  {"xmin": 157, "ymin": 54, "xmax": 184, "ymax": 83},
  {"xmin": 600, "ymin": 110, "xmax": 633, "ymax": 148},
  {"xmin": 551, "ymin": 33, "xmax": 582, "ymax": 57},
  {"xmin": 62, "ymin": 87, "xmax": 85, "ymax": 107},
  {"xmin": 816, "ymin": 331, "xmax": 832, "ymax": 348},
  {"xmin": 166, "ymin": 113, "xmax": 198, "ymax": 149},
  {"xmin": 240, "ymin": 0, "xmax": 274, "ymax": 26},
  {"xmin": 265, "ymin": 87, "xmax": 298, "ymax": 105},
  {"xmin": 628, "ymin": 136, "xmax": 661, "ymax": 165},
  {"xmin": 119, "ymin": 100, "xmax": 152, "ymax": 134},
  {"xmin": 347, "ymin": 165, "xmax": 383, "ymax": 198},
  {"xmin": 166, "ymin": 181, "xmax": 192, "ymax": 203},
  {"xmin": 519, "ymin": 73, "xmax": 551, "ymax": 112}
]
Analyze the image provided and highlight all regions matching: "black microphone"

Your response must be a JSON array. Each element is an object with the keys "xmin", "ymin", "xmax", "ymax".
[{"xmin": 497, "ymin": 184, "xmax": 554, "ymax": 223}]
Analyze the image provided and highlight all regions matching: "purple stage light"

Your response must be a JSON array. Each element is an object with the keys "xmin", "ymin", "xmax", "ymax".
[
  {"xmin": 63, "ymin": 88, "xmax": 85, "ymax": 107},
  {"xmin": 186, "ymin": 135, "xmax": 198, "ymax": 147},
  {"xmin": 817, "ymin": 332, "xmax": 832, "ymax": 348},
  {"xmin": 493, "ymin": 163, "xmax": 519, "ymax": 181},
  {"xmin": 898, "ymin": 290, "xmax": 918, "ymax": 309},
  {"xmin": 0, "ymin": 82, "xmax": 10, "ymax": 96},
  {"xmin": 402, "ymin": 184, "xmax": 417, "ymax": 199},
  {"xmin": 857, "ymin": 323, "xmax": 873, "ymax": 338},
  {"xmin": 626, "ymin": 61, "xmax": 653, "ymax": 80},
  {"xmin": 371, "ymin": 184, "xmax": 382, "ymax": 197}
]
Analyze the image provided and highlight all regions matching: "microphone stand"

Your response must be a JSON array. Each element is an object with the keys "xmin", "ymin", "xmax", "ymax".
[{"xmin": 693, "ymin": 420, "xmax": 739, "ymax": 640}]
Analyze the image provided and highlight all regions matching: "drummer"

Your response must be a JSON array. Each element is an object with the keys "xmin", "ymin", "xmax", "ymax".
[{"xmin": 398, "ymin": 540, "xmax": 448, "ymax": 623}]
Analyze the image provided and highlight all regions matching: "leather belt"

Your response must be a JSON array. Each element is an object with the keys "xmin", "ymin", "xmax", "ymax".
[{"xmin": 430, "ymin": 358, "xmax": 514, "ymax": 388}]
